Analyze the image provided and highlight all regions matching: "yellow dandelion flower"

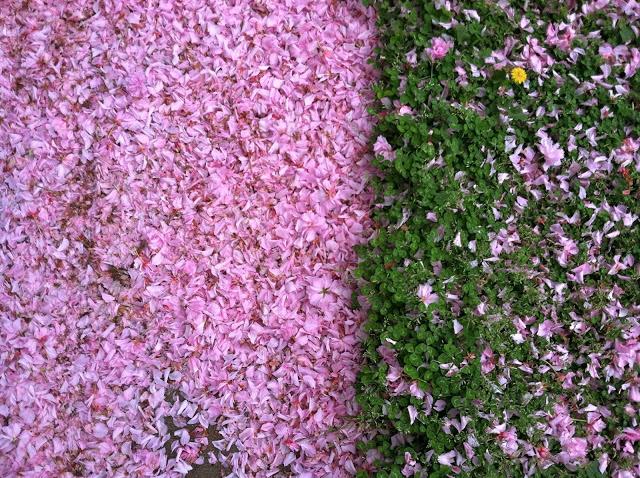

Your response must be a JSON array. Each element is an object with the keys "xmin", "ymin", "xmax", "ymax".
[{"xmin": 511, "ymin": 67, "xmax": 527, "ymax": 84}]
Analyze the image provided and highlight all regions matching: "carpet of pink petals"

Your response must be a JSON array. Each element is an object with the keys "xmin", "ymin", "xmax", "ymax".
[{"xmin": 0, "ymin": 0, "xmax": 377, "ymax": 476}]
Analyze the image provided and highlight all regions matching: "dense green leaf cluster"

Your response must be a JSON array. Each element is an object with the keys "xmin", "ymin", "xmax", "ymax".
[{"xmin": 355, "ymin": 1, "xmax": 640, "ymax": 477}]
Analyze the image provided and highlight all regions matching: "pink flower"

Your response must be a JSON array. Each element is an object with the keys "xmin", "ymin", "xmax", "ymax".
[
  {"xmin": 373, "ymin": 135, "xmax": 396, "ymax": 161},
  {"xmin": 377, "ymin": 345, "xmax": 399, "ymax": 366},
  {"xmin": 426, "ymin": 37, "xmax": 453, "ymax": 61},
  {"xmin": 179, "ymin": 443, "xmax": 201, "ymax": 464},
  {"xmin": 599, "ymin": 43, "xmax": 616, "ymax": 62},
  {"xmin": 397, "ymin": 105, "xmax": 415, "ymax": 116},
  {"xmin": 546, "ymin": 23, "xmax": 576, "ymax": 52},
  {"xmin": 629, "ymin": 385, "xmax": 640, "ymax": 402},
  {"xmin": 481, "ymin": 347, "xmax": 496, "ymax": 374},
  {"xmin": 408, "ymin": 405, "xmax": 418, "ymax": 425},
  {"xmin": 405, "ymin": 49, "xmax": 418, "ymax": 66},
  {"xmin": 557, "ymin": 237, "xmax": 579, "ymax": 267},
  {"xmin": 622, "ymin": 427, "xmax": 640, "ymax": 442},
  {"xmin": 537, "ymin": 132, "xmax": 565, "ymax": 170},
  {"xmin": 559, "ymin": 437, "xmax": 588, "ymax": 463},
  {"xmin": 387, "ymin": 366, "xmax": 404, "ymax": 383},
  {"xmin": 537, "ymin": 319, "xmax": 561, "ymax": 339},
  {"xmin": 127, "ymin": 70, "xmax": 147, "ymax": 97},
  {"xmin": 463, "ymin": 9, "xmax": 480, "ymax": 22},
  {"xmin": 455, "ymin": 63, "xmax": 469, "ymax": 86},
  {"xmin": 510, "ymin": 145, "xmax": 541, "ymax": 184},
  {"xmin": 463, "ymin": 441, "xmax": 476, "ymax": 460},
  {"xmin": 437, "ymin": 450, "xmax": 457, "ymax": 466},
  {"xmin": 599, "ymin": 453, "xmax": 609, "ymax": 474},
  {"xmin": 307, "ymin": 276, "xmax": 337, "ymax": 307},
  {"xmin": 417, "ymin": 283, "xmax": 439, "ymax": 307},
  {"xmin": 522, "ymin": 37, "xmax": 554, "ymax": 74},
  {"xmin": 614, "ymin": 472, "xmax": 637, "ymax": 478},
  {"xmin": 600, "ymin": 43, "xmax": 629, "ymax": 64},
  {"xmin": 409, "ymin": 382, "xmax": 425, "ymax": 399},
  {"xmin": 569, "ymin": 262, "xmax": 595, "ymax": 283},
  {"xmin": 401, "ymin": 452, "xmax": 421, "ymax": 476},
  {"xmin": 562, "ymin": 372, "xmax": 576, "ymax": 389},
  {"xmin": 626, "ymin": 48, "xmax": 640, "ymax": 78},
  {"xmin": 93, "ymin": 423, "xmax": 109, "ymax": 438},
  {"xmin": 421, "ymin": 395, "xmax": 434, "ymax": 416},
  {"xmin": 548, "ymin": 403, "xmax": 576, "ymax": 441},
  {"xmin": 434, "ymin": 400, "xmax": 447, "ymax": 412},
  {"xmin": 488, "ymin": 423, "xmax": 519, "ymax": 456}
]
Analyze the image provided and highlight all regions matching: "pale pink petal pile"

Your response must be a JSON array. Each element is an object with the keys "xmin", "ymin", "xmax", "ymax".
[{"xmin": 0, "ymin": 0, "xmax": 377, "ymax": 476}]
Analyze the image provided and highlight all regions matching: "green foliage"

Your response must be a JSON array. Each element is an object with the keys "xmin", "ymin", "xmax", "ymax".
[{"xmin": 355, "ymin": 0, "xmax": 640, "ymax": 476}]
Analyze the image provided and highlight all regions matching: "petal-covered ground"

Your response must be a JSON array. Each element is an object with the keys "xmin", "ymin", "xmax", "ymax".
[
  {"xmin": 0, "ymin": 1, "xmax": 376, "ymax": 476},
  {"xmin": 356, "ymin": 1, "xmax": 640, "ymax": 477}
]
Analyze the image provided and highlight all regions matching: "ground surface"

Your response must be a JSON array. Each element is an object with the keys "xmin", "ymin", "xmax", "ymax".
[{"xmin": 0, "ymin": 0, "xmax": 377, "ymax": 476}]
